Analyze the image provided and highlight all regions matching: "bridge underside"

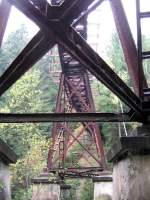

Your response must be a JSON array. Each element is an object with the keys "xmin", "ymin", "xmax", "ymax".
[{"xmin": 0, "ymin": 0, "xmax": 150, "ymax": 178}]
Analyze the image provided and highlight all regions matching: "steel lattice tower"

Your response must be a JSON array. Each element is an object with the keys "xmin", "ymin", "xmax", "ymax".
[{"xmin": 47, "ymin": 0, "xmax": 106, "ymax": 178}]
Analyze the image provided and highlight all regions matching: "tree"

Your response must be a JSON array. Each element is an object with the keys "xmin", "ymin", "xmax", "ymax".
[
  {"xmin": 0, "ymin": 24, "xmax": 29, "ymax": 76},
  {"xmin": 0, "ymin": 25, "xmax": 58, "ymax": 199},
  {"xmin": 93, "ymin": 32, "xmax": 134, "ymax": 150},
  {"xmin": 80, "ymin": 180, "xmax": 94, "ymax": 200},
  {"xmin": 11, "ymin": 135, "xmax": 50, "ymax": 200},
  {"xmin": 142, "ymin": 35, "xmax": 150, "ymax": 86}
]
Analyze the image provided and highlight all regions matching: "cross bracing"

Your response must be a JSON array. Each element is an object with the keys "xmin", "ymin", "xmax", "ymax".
[{"xmin": 0, "ymin": 0, "xmax": 150, "ymax": 177}]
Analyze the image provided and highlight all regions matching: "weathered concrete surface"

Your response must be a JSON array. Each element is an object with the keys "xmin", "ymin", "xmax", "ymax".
[
  {"xmin": 93, "ymin": 176, "xmax": 113, "ymax": 200},
  {"xmin": 32, "ymin": 183, "xmax": 60, "ymax": 200},
  {"xmin": 113, "ymin": 155, "xmax": 150, "ymax": 200},
  {"xmin": 107, "ymin": 125, "xmax": 150, "ymax": 200},
  {"xmin": 0, "ymin": 139, "xmax": 17, "ymax": 200},
  {"xmin": 0, "ymin": 160, "xmax": 11, "ymax": 200},
  {"xmin": 32, "ymin": 174, "xmax": 60, "ymax": 200}
]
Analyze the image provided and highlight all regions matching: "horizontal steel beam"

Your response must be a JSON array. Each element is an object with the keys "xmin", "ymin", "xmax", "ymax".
[
  {"xmin": 0, "ymin": 113, "xmax": 137, "ymax": 123},
  {"xmin": 0, "ymin": 31, "xmax": 55, "ymax": 96},
  {"xmin": 140, "ymin": 12, "xmax": 150, "ymax": 18},
  {"xmin": 50, "ymin": 167, "xmax": 102, "ymax": 171}
]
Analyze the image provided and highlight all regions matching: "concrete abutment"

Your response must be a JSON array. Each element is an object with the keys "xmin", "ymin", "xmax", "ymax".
[{"xmin": 107, "ymin": 125, "xmax": 150, "ymax": 200}]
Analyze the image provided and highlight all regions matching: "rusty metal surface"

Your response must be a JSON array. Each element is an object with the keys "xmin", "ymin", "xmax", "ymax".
[
  {"xmin": 110, "ymin": 0, "xmax": 147, "ymax": 96},
  {"xmin": 0, "ymin": 112, "xmax": 134, "ymax": 123},
  {"xmin": 48, "ymin": 13, "xmax": 106, "ymax": 173},
  {"xmin": 0, "ymin": 0, "xmax": 150, "ymax": 178},
  {"xmin": 1, "ymin": 0, "xmax": 142, "ymax": 116}
]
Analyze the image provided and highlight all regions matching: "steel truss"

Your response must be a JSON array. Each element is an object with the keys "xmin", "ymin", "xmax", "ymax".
[
  {"xmin": 47, "ymin": 9, "xmax": 106, "ymax": 173},
  {"xmin": 0, "ymin": 0, "xmax": 150, "ymax": 177},
  {"xmin": 0, "ymin": 0, "xmax": 143, "ymax": 114},
  {"xmin": 47, "ymin": 71, "xmax": 106, "ymax": 172}
]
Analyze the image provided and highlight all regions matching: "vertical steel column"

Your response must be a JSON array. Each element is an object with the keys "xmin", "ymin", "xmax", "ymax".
[
  {"xmin": 48, "ymin": 73, "xmax": 65, "ymax": 170},
  {"xmin": 110, "ymin": 0, "xmax": 146, "ymax": 97},
  {"xmin": 136, "ymin": 0, "xmax": 144, "ymax": 99}
]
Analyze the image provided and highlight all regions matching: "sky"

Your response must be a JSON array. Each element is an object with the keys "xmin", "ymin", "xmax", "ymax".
[{"xmin": 3, "ymin": 0, "xmax": 150, "ymax": 52}]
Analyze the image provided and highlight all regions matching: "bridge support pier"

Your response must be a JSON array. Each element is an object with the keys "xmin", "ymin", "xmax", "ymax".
[
  {"xmin": 32, "ymin": 173, "xmax": 60, "ymax": 200},
  {"xmin": 107, "ymin": 125, "xmax": 150, "ymax": 200},
  {"xmin": 0, "ymin": 139, "xmax": 17, "ymax": 200},
  {"xmin": 92, "ymin": 175, "xmax": 113, "ymax": 200}
]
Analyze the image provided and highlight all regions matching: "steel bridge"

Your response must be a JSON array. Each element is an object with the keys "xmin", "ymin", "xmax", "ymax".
[{"xmin": 0, "ymin": 0, "xmax": 150, "ymax": 178}]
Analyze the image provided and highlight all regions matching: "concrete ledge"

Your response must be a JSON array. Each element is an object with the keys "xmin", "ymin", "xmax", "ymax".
[
  {"xmin": 32, "ymin": 178, "xmax": 59, "ymax": 185},
  {"xmin": 32, "ymin": 173, "xmax": 59, "ymax": 184},
  {"xmin": 0, "ymin": 139, "xmax": 17, "ymax": 164},
  {"xmin": 32, "ymin": 178, "xmax": 55, "ymax": 184},
  {"xmin": 107, "ymin": 136, "xmax": 150, "ymax": 162},
  {"xmin": 93, "ymin": 175, "xmax": 112, "ymax": 182}
]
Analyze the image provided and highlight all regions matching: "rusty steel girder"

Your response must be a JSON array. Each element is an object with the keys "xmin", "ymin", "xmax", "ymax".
[{"xmin": 1, "ymin": 0, "xmax": 143, "ymax": 116}]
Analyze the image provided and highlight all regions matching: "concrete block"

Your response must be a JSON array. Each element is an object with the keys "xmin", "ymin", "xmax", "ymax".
[
  {"xmin": 107, "ymin": 126, "xmax": 150, "ymax": 200},
  {"xmin": 93, "ymin": 176, "xmax": 113, "ymax": 200},
  {"xmin": 32, "ymin": 183, "xmax": 60, "ymax": 200},
  {"xmin": 32, "ymin": 174, "xmax": 60, "ymax": 200},
  {"xmin": 107, "ymin": 136, "xmax": 150, "ymax": 162},
  {"xmin": 113, "ymin": 155, "xmax": 150, "ymax": 200},
  {"xmin": 0, "ymin": 139, "xmax": 17, "ymax": 200}
]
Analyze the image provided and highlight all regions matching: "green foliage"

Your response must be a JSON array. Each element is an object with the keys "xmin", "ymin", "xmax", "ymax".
[
  {"xmin": 80, "ymin": 180, "xmax": 94, "ymax": 200},
  {"xmin": 65, "ymin": 143, "xmax": 82, "ymax": 168},
  {"xmin": 93, "ymin": 32, "xmax": 135, "ymax": 151},
  {"xmin": 105, "ymin": 33, "xmax": 131, "ymax": 87},
  {"xmin": 0, "ymin": 25, "xmax": 58, "ymax": 199},
  {"xmin": 0, "ymin": 24, "xmax": 29, "ymax": 76},
  {"xmin": 67, "ymin": 179, "xmax": 80, "ymax": 200},
  {"xmin": 0, "ymin": 179, "xmax": 4, "ymax": 192},
  {"xmin": 11, "ymin": 135, "xmax": 50, "ymax": 200},
  {"xmin": 0, "ymin": 68, "xmax": 53, "ymax": 156},
  {"xmin": 142, "ymin": 35, "xmax": 150, "ymax": 86}
]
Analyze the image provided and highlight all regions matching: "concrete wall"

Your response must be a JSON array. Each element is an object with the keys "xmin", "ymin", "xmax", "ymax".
[
  {"xmin": 32, "ymin": 183, "xmax": 60, "ymax": 200},
  {"xmin": 94, "ymin": 180, "xmax": 112, "ymax": 200},
  {"xmin": 0, "ymin": 159, "xmax": 11, "ymax": 200},
  {"xmin": 113, "ymin": 155, "xmax": 150, "ymax": 200}
]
